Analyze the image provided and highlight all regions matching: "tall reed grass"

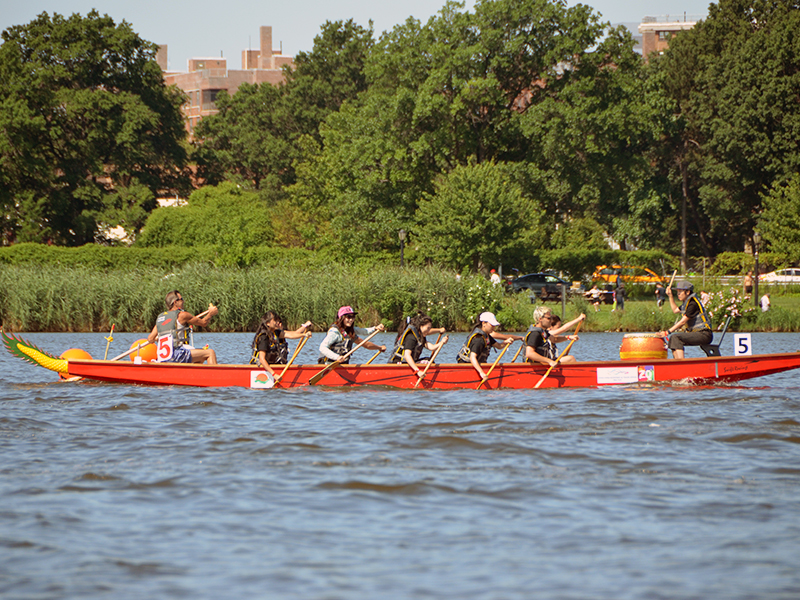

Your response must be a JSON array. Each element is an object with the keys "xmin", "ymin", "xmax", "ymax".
[{"xmin": 1, "ymin": 264, "xmax": 797, "ymax": 333}]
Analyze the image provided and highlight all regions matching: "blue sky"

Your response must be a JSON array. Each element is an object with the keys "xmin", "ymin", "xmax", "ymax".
[{"xmin": 1, "ymin": 0, "xmax": 712, "ymax": 71}]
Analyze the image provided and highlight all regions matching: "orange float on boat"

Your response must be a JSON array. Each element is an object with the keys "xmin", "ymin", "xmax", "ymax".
[
  {"xmin": 128, "ymin": 339, "xmax": 157, "ymax": 362},
  {"xmin": 59, "ymin": 348, "xmax": 93, "ymax": 378},
  {"xmin": 619, "ymin": 333, "xmax": 668, "ymax": 361}
]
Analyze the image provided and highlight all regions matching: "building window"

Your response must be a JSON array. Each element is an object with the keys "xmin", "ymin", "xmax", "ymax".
[{"xmin": 658, "ymin": 31, "xmax": 672, "ymax": 41}]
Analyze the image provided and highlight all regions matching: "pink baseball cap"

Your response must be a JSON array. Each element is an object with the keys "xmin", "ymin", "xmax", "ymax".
[
  {"xmin": 337, "ymin": 306, "xmax": 357, "ymax": 319},
  {"xmin": 479, "ymin": 311, "xmax": 500, "ymax": 326}
]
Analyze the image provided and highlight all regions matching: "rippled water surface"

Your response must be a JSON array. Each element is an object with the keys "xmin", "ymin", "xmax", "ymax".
[{"xmin": 2, "ymin": 332, "xmax": 800, "ymax": 599}]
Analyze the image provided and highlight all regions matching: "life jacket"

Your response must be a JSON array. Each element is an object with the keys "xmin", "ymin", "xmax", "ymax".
[
  {"xmin": 390, "ymin": 325, "xmax": 426, "ymax": 363},
  {"xmin": 457, "ymin": 328, "xmax": 491, "ymax": 363},
  {"xmin": 318, "ymin": 326, "xmax": 355, "ymax": 364},
  {"xmin": 250, "ymin": 328, "xmax": 287, "ymax": 365},
  {"xmin": 681, "ymin": 293, "xmax": 712, "ymax": 332},
  {"xmin": 154, "ymin": 309, "xmax": 190, "ymax": 362},
  {"xmin": 524, "ymin": 326, "xmax": 555, "ymax": 360}
]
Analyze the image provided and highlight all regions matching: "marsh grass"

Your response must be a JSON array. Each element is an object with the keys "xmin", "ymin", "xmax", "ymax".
[{"xmin": 2, "ymin": 264, "xmax": 799, "ymax": 333}]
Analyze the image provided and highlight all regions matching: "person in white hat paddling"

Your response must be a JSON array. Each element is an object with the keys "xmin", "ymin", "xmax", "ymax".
[{"xmin": 456, "ymin": 312, "xmax": 522, "ymax": 380}]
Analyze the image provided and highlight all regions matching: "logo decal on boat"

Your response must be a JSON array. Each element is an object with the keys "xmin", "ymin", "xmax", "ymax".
[{"xmin": 250, "ymin": 370, "xmax": 275, "ymax": 389}]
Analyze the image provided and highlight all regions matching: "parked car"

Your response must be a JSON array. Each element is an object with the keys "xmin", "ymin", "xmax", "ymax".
[
  {"xmin": 509, "ymin": 272, "xmax": 571, "ymax": 301},
  {"xmin": 592, "ymin": 265, "xmax": 664, "ymax": 285},
  {"xmin": 760, "ymin": 268, "xmax": 800, "ymax": 283}
]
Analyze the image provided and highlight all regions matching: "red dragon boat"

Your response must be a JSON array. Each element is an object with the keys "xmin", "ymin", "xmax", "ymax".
[{"xmin": 4, "ymin": 331, "xmax": 800, "ymax": 390}]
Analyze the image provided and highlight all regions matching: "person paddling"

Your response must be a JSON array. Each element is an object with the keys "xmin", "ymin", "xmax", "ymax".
[
  {"xmin": 250, "ymin": 311, "xmax": 312, "ymax": 376},
  {"xmin": 390, "ymin": 314, "xmax": 448, "ymax": 379},
  {"xmin": 318, "ymin": 306, "xmax": 386, "ymax": 364},
  {"xmin": 524, "ymin": 306, "xmax": 583, "ymax": 366},
  {"xmin": 456, "ymin": 312, "xmax": 521, "ymax": 380},
  {"xmin": 148, "ymin": 290, "xmax": 218, "ymax": 364}
]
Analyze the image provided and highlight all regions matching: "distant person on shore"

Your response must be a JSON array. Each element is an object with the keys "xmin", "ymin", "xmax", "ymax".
[
  {"xmin": 613, "ymin": 282, "xmax": 625, "ymax": 312},
  {"xmin": 743, "ymin": 271, "xmax": 754, "ymax": 296},
  {"xmin": 655, "ymin": 282, "xmax": 667, "ymax": 308},
  {"xmin": 490, "ymin": 269, "xmax": 501, "ymax": 286},
  {"xmin": 761, "ymin": 293, "xmax": 771, "ymax": 312},
  {"xmin": 524, "ymin": 306, "xmax": 584, "ymax": 366},
  {"xmin": 318, "ymin": 306, "xmax": 385, "ymax": 364},
  {"xmin": 586, "ymin": 284, "xmax": 602, "ymax": 311},
  {"xmin": 148, "ymin": 290, "xmax": 218, "ymax": 364},
  {"xmin": 390, "ymin": 314, "xmax": 448, "ymax": 378},
  {"xmin": 251, "ymin": 311, "xmax": 312, "ymax": 376},
  {"xmin": 660, "ymin": 281, "xmax": 712, "ymax": 359}
]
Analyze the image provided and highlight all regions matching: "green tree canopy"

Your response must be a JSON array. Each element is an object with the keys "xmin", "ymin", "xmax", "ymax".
[
  {"xmin": 415, "ymin": 161, "xmax": 545, "ymax": 272},
  {"xmin": 0, "ymin": 11, "xmax": 188, "ymax": 245},
  {"xmin": 136, "ymin": 182, "xmax": 274, "ymax": 257},
  {"xmin": 651, "ymin": 0, "xmax": 800, "ymax": 258}
]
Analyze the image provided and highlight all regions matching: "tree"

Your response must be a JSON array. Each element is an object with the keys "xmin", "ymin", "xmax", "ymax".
[
  {"xmin": 651, "ymin": 0, "xmax": 800, "ymax": 258},
  {"xmin": 0, "ymin": 11, "xmax": 188, "ymax": 245},
  {"xmin": 415, "ymin": 161, "xmax": 545, "ymax": 272},
  {"xmin": 758, "ymin": 174, "xmax": 800, "ymax": 262},
  {"xmin": 136, "ymin": 182, "xmax": 274, "ymax": 263}
]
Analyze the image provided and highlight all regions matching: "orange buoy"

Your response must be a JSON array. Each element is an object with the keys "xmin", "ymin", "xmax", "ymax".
[
  {"xmin": 128, "ymin": 339, "xmax": 157, "ymax": 362},
  {"xmin": 59, "ymin": 348, "xmax": 93, "ymax": 379},
  {"xmin": 619, "ymin": 333, "xmax": 668, "ymax": 361}
]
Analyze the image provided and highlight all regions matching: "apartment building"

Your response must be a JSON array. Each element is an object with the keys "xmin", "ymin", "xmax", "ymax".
[
  {"xmin": 157, "ymin": 26, "xmax": 293, "ymax": 133},
  {"xmin": 638, "ymin": 15, "xmax": 701, "ymax": 61}
]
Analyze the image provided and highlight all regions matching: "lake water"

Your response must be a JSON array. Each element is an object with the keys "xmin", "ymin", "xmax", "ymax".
[{"xmin": 2, "ymin": 332, "xmax": 800, "ymax": 599}]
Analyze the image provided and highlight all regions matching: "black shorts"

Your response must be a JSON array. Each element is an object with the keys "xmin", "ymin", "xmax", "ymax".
[{"xmin": 668, "ymin": 330, "xmax": 713, "ymax": 351}]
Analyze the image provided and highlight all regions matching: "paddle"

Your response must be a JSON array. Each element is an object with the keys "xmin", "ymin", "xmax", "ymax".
[
  {"xmin": 103, "ymin": 324, "xmax": 115, "ymax": 360},
  {"xmin": 274, "ymin": 333, "xmax": 310, "ymax": 385},
  {"xmin": 667, "ymin": 269, "xmax": 677, "ymax": 289},
  {"xmin": 511, "ymin": 341, "xmax": 525, "ymax": 363},
  {"xmin": 534, "ymin": 322, "xmax": 581, "ymax": 389},
  {"xmin": 110, "ymin": 340, "xmax": 152, "ymax": 362},
  {"xmin": 364, "ymin": 349, "xmax": 383, "ymax": 365},
  {"xmin": 413, "ymin": 338, "xmax": 446, "ymax": 389},
  {"xmin": 309, "ymin": 328, "xmax": 382, "ymax": 385},
  {"xmin": 476, "ymin": 340, "xmax": 513, "ymax": 390}
]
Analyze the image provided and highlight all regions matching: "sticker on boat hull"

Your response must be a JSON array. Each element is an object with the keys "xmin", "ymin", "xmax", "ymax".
[
  {"xmin": 250, "ymin": 371, "xmax": 275, "ymax": 389},
  {"xmin": 598, "ymin": 366, "xmax": 657, "ymax": 385}
]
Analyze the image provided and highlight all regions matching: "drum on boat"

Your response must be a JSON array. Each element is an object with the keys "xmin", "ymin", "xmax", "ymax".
[{"xmin": 619, "ymin": 333, "xmax": 667, "ymax": 360}]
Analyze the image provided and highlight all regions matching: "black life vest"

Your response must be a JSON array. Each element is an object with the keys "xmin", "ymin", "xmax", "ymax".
[
  {"xmin": 390, "ymin": 325, "xmax": 426, "ymax": 364},
  {"xmin": 457, "ymin": 328, "xmax": 491, "ymax": 363},
  {"xmin": 524, "ymin": 326, "xmax": 554, "ymax": 361},
  {"xmin": 318, "ymin": 326, "xmax": 355, "ymax": 364},
  {"xmin": 681, "ymin": 293, "xmax": 712, "ymax": 332},
  {"xmin": 250, "ymin": 328, "xmax": 287, "ymax": 365}
]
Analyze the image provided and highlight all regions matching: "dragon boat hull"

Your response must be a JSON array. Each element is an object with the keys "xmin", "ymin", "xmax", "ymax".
[
  {"xmin": 59, "ymin": 352, "xmax": 800, "ymax": 389},
  {"xmin": 5, "ymin": 332, "xmax": 800, "ymax": 389}
]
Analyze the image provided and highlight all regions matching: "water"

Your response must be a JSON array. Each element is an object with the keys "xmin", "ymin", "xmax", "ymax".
[{"xmin": 2, "ymin": 332, "xmax": 800, "ymax": 599}]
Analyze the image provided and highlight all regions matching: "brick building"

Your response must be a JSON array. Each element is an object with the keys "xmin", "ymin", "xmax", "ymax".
[
  {"xmin": 638, "ymin": 16, "xmax": 700, "ymax": 61},
  {"xmin": 158, "ymin": 26, "xmax": 294, "ymax": 133}
]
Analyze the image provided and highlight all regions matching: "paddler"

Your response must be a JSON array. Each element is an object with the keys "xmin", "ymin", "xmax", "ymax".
[
  {"xmin": 524, "ymin": 306, "xmax": 583, "ymax": 366},
  {"xmin": 250, "ymin": 311, "xmax": 312, "ymax": 376},
  {"xmin": 456, "ymin": 312, "xmax": 521, "ymax": 380},
  {"xmin": 660, "ymin": 280, "xmax": 712, "ymax": 358},
  {"xmin": 389, "ymin": 314, "xmax": 449, "ymax": 379},
  {"xmin": 318, "ymin": 306, "xmax": 386, "ymax": 364},
  {"xmin": 147, "ymin": 290, "xmax": 218, "ymax": 364}
]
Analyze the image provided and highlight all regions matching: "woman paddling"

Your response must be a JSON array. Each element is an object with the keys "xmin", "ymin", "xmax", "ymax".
[
  {"xmin": 251, "ymin": 311, "xmax": 312, "ymax": 376},
  {"xmin": 524, "ymin": 306, "xmax": 583, "ymax": 366},
  {"xmin": 456, "ymin": 312, "xmax": 521, "ymax": 380},
  {"xmin": 389, "ymin": 314, "xmax": 448, "ymax": 380},
  {"xmin": 318, "ymin": 306, "xmax": 386, "ymax": 364}
]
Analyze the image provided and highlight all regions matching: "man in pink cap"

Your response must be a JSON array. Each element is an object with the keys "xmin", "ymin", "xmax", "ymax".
[
  {"xmin": 456, "ymin": 311, "xmax": 522, "ymax": 381},
  {"xmin": 318, "ymin": 305, "xmax": 386, "ymax": 364}
]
